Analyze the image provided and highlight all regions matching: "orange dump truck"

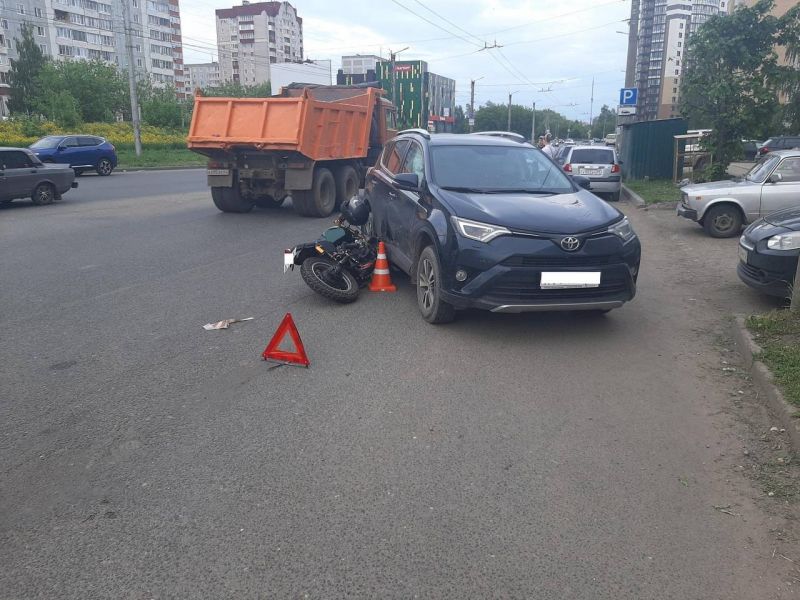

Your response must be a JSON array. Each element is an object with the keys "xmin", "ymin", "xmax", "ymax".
[{"xmin": 187, "ymin": 84, "xmax": 397, "ymax": 217}]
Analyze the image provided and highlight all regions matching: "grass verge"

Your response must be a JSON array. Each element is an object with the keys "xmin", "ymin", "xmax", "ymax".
[
  {"xmin": 624, "ymin": 179, "xmax": 681, "ymax": 205},
  {"xmin": 116, "ymin": 147, "xmax": 206, "ymax": 169},
  {"xmin": 747, "ymin": 310, "xmax": 800, "ymax": 409}
]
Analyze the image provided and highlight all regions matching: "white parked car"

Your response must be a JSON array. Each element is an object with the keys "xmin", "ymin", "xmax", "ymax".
[{"xmin": 677, "ymin": 149, "xmax": 800, "ymax": 237}]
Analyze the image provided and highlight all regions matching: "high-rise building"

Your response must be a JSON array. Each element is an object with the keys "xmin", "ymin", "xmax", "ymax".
[
  {"xmin": 625, "ymin": 0, "xmax": 731, "ymax": 121},
  {"xmin": 0, "ymin": 0, "xmax": 186, "ymax": 116},
  {"xmin": 214, "ymin": 1, "xmax": 303, "ymax": 86},
  {"xmin": 376, "ymin": 60, "xmax": 455, "ymax": 132},
  {"xmin": 185, "ymin": 61, "xmax": 221, "ymax": 94}
]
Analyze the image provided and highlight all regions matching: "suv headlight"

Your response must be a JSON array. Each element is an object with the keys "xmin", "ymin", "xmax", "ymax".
[
  {"xmin": 608, "ymin": 216, "xmax": 636, "ymax": 243},
  {"xmin": 767, "ymin": 232, "xmax": 800, "ymax": 251},
  {"xmin": 451, "ymin": 217, "xmax": 510, "ymax": 243}
]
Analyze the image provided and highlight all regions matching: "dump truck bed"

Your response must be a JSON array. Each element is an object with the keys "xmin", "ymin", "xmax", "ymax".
[{"xmin": 187, "ymin": 86, "xmax": 383, "ymax": 161}]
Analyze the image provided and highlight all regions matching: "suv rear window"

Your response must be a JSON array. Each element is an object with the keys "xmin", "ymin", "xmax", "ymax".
[
  {"xmin": 570, "ymin": 149, "xmax": 614, "ymax": 164},
  {"xmin": 78, "ymin": 136, "xmax": 101, "ymax": 146}
]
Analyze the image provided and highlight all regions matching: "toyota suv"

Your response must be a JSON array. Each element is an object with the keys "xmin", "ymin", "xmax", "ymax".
[{"xmin": 363, "ymin": 130, "xmax": 641, "ymax": 323}]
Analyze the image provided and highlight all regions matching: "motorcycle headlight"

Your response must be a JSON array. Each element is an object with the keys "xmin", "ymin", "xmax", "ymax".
[
  {"xmin": 767, "ymin": 232, "xmax": 800, "ymax": 251},
  {"xmin": 451, "ymin": 217, "xmax": 510, "ymax": 243},
  {"xmin": 608, "ymin": 216, "xmax": 636, "ymax": 243}
]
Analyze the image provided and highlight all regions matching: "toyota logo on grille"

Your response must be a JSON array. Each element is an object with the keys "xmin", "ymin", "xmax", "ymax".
[{"xmin": 560, "ymin": 236, "xmax": 581, "ymax": 251}]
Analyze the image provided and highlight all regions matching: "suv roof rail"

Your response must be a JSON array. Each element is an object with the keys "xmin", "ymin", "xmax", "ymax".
[{"xmin": 397, "ymin": 128, "xmax": 431, "ymax": 139}]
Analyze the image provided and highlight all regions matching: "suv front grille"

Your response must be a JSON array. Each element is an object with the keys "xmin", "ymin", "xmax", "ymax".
[
  {"xmin": 502, "ymin": 255, "xmax": 614, "ymax": 268},
  {"xmin": 483, "ymin": 271, "xmax": 630, "ymax": 304}
]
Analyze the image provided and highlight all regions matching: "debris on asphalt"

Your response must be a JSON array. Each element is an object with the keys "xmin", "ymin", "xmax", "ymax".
[
  {"xmin": 202, "ymin": 317, "xmax": 254, "ymax": 331},
  {"xmin": 713, "ymin": 504, "xmax": 740, "ymax": 517},
  {"xmin": 770, "ymin": 427, "xmax": 780, "ymax": 432},
  {"xmin": 743, "ymin": 449, "xmax": 750, "ymax": 456}
]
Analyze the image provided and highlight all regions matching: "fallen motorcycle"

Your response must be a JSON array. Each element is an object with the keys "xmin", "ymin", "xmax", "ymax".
[{"xmin": 284, "ymin": 194, "xmax": 376, "ymax": 303}]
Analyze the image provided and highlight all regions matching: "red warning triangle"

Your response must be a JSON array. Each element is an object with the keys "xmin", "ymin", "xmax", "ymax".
[{"xmin": 262, "ymin": 313, "xmax": 309, "ymax": 367}]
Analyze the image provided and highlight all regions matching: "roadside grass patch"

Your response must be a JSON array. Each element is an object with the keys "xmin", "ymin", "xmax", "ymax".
[
  {"xmin": 116, "ymin": 147, "xmax": 206, "ymax": 169},
  {"xmin": 624, "ymin": 179, "xmax": 681, "ymax": 205},
  {"xmin": 747, "ymin": 310, "xmax": 800, "ymax": 409}
]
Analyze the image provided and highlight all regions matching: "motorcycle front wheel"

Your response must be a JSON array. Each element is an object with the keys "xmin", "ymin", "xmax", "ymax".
[{"xmin": 300, "ymin": 256, "xmax": 360, "ymax": 304}]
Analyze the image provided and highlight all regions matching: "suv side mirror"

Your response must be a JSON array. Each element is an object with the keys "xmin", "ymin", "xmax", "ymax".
[
  {"xmin": 393, "ymin": 172, "xmax": 419, "ymax": 191},
  {"xmin": 769, "ymin": 172, "xmax": 783, "ymax": 184},
  {"xmin": 572, "ymin": 175, "xmax": 592, "ymax": 190}
]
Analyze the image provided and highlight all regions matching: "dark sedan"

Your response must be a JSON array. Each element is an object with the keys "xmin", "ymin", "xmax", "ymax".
[
  {"xmin": 738, "ymin": 206, "xmax": 800, "ymax": 298},
  {"xmin": 364, "ymin": 131, "xmax": 641, "ymax": 323},
  {"xmin": 0, "ymin": 147, "xmax": 77, "ymax": 206}
]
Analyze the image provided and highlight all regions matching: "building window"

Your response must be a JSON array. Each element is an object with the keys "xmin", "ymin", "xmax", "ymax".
[
  {"xmin": 678, "ymin": 32, "xmax": 683, "ymax": 38},
  {"xmin": 680, "ymin": 22, "xmax": 684, "ymax": 28},
  {"xmin": 34, "ymin": 7, "xmax": 42, "ymax": 17},
  {"xmin": 36, "ymin": 26, "xmax": 44, "ymax": 36},
  {"xmin": 675, "ymin": 69, "xmax": 679, "ymax": 75},
  {"xmin": 17, "ymin": 3, "xmax": 24, "ymax": 14},
  {"xmin": 1, "ymin": 19, "xmax": 7, "ymax": 29}
]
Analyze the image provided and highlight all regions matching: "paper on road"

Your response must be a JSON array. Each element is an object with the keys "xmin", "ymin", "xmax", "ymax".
[{"xmin": 202, "ymin": 317, "xmax": 254, "ymax": 331}]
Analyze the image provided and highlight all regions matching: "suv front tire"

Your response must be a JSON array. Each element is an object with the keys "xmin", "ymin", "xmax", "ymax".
[{"xmin": 416, "ymin": 246, "xmax": 455, "ymax": 324}]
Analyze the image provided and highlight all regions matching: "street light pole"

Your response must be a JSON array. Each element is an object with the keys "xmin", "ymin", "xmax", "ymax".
[
  {"xmin": 469, "ymin": 77, "xmax": 483, "ymax": 133},
  {"xmin": 507, "ymin": 92, "xmax": 512, "ymax": 132},
  {"xmin": 121, "ymin": 0, "xmax": 142, "ymax": 157},
  {"xmin": 530, "ymin": 101, "xmax": 536, "ymax": 143}
]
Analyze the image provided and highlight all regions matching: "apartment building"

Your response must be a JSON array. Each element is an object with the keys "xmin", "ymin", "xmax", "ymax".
[
  {"xmin": 625, "ymin": 0, "xmax": 732, "ymax": 121},
  {"xmin": 376, "ymin": 60, "xmax": 456, "ymax": 132},
  {"xmin": 215, "ymin": 1, "xmax": 303, "ymax": 86},
  {"xmin": 0, "ymin": 0, "xmax": 185, "ymax": 116},
  {"xmin": 185, "ymin": 61, "xmax": 220, "ymax": 94}
]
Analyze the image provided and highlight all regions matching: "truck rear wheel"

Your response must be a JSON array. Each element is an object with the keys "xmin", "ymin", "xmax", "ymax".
[
  {"xmin": 334, "ymin": 165, "xmax": 359, "ymax": 208},
  {"xmin": 211, "ymin": 186, "xmax": 254, "ymax": 213},
  {"xmin": 292, "ymin": 168, "xmax": 336, "ymax": 217}
]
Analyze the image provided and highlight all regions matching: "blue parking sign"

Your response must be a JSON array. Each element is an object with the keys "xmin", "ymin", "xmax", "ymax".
[{"xmin": 620, "ymin": 88, "xmax": 638, "ymax": 106}]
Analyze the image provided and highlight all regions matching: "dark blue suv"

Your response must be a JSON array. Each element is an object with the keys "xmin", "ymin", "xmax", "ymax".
[
  {"xmin": 30, "ymin": 135, "xmax": 117, "ymax": 176},
  {"xmin": 364, "ymin": 130, "xmax": 641, "ymax": 323}
]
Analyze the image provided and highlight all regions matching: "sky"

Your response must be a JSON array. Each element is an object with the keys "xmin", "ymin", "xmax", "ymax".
[{"xmin": 178, "ymin": 0, "xmax": 632, "ymax": 123}]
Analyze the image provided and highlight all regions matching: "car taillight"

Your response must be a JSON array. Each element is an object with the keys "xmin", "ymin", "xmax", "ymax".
[
  {"xmin": 563, "ymin": 163, "xmax": 572, "ymax": 172},
  {"xmin": 760, "ymin": 147, "xmax": 769, "ymax": 154},
  {"xmin": 611, "ymin": 164, "xmax": 620, "ymax": 173}
]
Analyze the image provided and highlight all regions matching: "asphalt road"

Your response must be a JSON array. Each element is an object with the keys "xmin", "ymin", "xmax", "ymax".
[{"xmin": 1, "ymin": 171, "xmax": 797, "ymax": 599}]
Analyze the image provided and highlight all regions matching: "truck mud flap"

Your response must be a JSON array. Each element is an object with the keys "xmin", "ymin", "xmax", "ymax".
[{"xmin": 285, "ymin": 164, "xmax": 315, "ymax": 191}]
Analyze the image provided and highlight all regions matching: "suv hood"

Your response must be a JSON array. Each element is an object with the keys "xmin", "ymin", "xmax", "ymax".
[{"xmin": 437, "ymin": 188, "xmax": 622, "ymax": 234}]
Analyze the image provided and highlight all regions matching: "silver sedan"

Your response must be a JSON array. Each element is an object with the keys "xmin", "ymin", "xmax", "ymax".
[{"xmin": 678, "ymin": 149, "xmax": 800, "ymax": 237}]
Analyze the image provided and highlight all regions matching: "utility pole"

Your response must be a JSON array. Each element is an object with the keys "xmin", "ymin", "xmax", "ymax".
[
  {"xmin": 588, "ymin": 76, "xmax": 595, "ymax": 138},
  {"xmin": 530, "ymin": 101, "xmax": 536, "ymax": 143},
  {"xmin": 507, "ymin": 92, "xmax": 512, "ymax": 132},
  {"xmin": 470, "ymin": 79, "xmax": 476, "ymax": 133},
  {"xmin": 121, "ymin": 0, "xmax": 142, "ymax": 156}
]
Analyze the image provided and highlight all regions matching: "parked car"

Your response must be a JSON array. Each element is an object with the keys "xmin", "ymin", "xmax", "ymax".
[
  {"xmin": 757, "ymin": 135, "xmax": 800, "ymax": 157},
  {"xmin": 363, "ymin": 131, "xmax": 641, "ymax": 323},
  {"xmin": 29, "ymin": 135, "xmax": 117, "ymax": 176},
  {"xmin": 738, "ymin": 206, "xmax": 800, "ymax": 298},
  {"xmin": 554, "ymin": 143, "xmax": 572, "ymax": 166},
  {"xmin": 470, "ymin": 131, "xmax": 527, "ymax": 143},
  {"xmin": 561, "ymin": 145, "xmax": 622, "ymax": 201},
  {"xmin": 742, "ymin": 139, "xmax": 763, "ymax": 161},
  {"xmin": 678, "ymin": 150, "xmax": 800, "ymax": 237},
  {"xmin": 0, "ymin": 147, "xmax": 77, "ymax": 205},
  {"xmin": 604, "ymin": 133, "xmax": 617, "ymax": 146}
]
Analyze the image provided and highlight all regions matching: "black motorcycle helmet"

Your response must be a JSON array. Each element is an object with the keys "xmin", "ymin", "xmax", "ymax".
[{"xmin": 340, "ymin": 193, "xmax": 370, "ymax": 225}]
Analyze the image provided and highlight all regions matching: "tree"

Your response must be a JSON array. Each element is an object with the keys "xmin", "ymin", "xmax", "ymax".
[
  {"xmin": 680, "ymin": 0, "xmax": 789, "ymax": 178},
  {"xmin": 473, "ymin": 101, "xmax": 588, "ymax": 141},
  {"xmin": 775, "ymin": 3, "xmax": 800, "ymax": 133},
  {"xmin": 201, "ymin": 81, "xmax": 271, "ymax": 98},
  {"xmin": 453, "ymin": 105, "xmax": 468, "ymax": 133},
  {"xmin": 590, "ymin": 105, "xmax": 617, "ymax": 139},
  {"xmin": 36, "ymin": 60, "xmax": 127, "ymax": 122},
  {"xmin": 8, "ymin": 24, "xmax": 46, "ymax": 115},
  {"xmin": 40, "ymin": 90, "xmax": 81, "ymax": 128}
]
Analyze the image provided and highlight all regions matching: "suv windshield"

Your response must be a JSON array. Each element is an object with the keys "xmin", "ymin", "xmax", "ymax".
[
  {"xmin": 430, "ymin": 144, "xmax": 574, "ymax": 193},
  {"xmin": 746, "ymin": 154, "xmax": 781, "ymax": 183},
  {"xmin": 570, "ymin": 149, "xmax": 614, "ymax": 164},
  {"xmin": 30, "ymin": 136, "xmax": 64, "ymax": 149}
]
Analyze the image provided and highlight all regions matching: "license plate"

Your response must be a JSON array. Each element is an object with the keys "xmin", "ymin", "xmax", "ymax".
[
  {"xmin": 283, "ymin": 248, "xmax": 296, "ymax": 273},
  {"xmin": 738, "ymin": 245, "xmax": 749, "ymax": 264},
  {"xmin": 540, "ymin": 272, "xmax": 601, "ymax": 289},
  {"xmin": 207, "ymin": 168, "xmax": 230, "ymax": 176},
  {"xmin": 579, "ymin": 168, "xmax": 602, "ymax": 176}
]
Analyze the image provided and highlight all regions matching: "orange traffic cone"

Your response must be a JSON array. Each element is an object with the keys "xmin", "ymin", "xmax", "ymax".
[{"xmin": 369, "ymin": 241, "xmax": 397, "ymax": 292}]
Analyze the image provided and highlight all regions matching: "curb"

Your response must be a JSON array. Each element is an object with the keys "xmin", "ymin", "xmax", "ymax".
[
  {"xmin": 117, "ymin": 165, "xmax": 205, "ymax": 172},
  {"xmin": 730, "ymin": 316, "xmax": 800, "ymax": 450},
  {"xmin": 621, "ymin": 184, "xmax": 645, "ymax": 208}
]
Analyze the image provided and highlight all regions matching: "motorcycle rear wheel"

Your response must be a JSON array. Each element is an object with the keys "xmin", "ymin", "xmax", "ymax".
[{"xmin": 300, "ymin": 256, "xmax": 360, "ymax": 304}]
